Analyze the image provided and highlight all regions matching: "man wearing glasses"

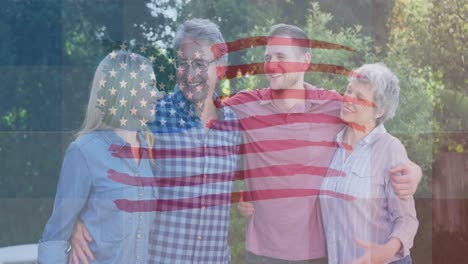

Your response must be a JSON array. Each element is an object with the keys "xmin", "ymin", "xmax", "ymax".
[{"xmin": 68, "ymin": 18, "xmax": 241, "ymax": 264}]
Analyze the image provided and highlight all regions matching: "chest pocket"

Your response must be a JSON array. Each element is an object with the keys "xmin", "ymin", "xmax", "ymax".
[{"xmin": 349, "ymin": 164, "xmax": 385, "ymax": 199}]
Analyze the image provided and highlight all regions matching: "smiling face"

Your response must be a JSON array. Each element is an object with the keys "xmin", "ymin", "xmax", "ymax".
[
  {"xmin": 341, "ymin": 81, "xmax": 383, "ymax": 131},
  {"xmin": 264, "ymin": 36, "xmax": 309, "ymax": 91},
  {"xmin": 96, "ymin": 51, "xmax": 164, "ymax": 130},
  {"xmin": 175, "ymin": 39, "xmax": 219, "ymax": 105}
]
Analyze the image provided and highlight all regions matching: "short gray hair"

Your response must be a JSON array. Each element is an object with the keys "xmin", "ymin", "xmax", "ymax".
[
  {"xmin": 349, "ymin": 62, "xmax": 400, "ymax": 125},
  {"xmin": 173, "ymin": 18, "xmax": 228, "ymax": 65}
]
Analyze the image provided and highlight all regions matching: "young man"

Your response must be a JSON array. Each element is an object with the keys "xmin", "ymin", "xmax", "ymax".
[{"xmin": 232, "ymin": 24, "xmax": 421, "ymax": 264}]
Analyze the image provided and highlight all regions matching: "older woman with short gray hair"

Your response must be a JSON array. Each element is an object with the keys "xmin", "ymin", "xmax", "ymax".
[{"xmin": 320, "ymin": 63, "xmax": 418, "ymax": 264}]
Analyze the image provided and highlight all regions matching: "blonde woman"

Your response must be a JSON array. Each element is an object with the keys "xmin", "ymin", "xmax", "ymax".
[{"xmin": 38, "ymin": 51, "xmax": 164, "ymax": 263}]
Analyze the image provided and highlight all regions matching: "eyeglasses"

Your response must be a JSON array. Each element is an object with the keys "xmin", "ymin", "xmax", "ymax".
[{"xmin": 174, "ymin": 59, "xmax": 217, "ymax": 72}]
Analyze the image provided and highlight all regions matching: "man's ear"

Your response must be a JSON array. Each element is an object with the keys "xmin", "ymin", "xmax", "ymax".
[
  {"xmin": 216, "ymin": 63, "xmax": 226, "ymax": 80},
  {"xmin": 304, "ymin": 52, "xmax": 311, "ymax": 65},
  {"xmin": 301, "ymin": 52, "xmax": 311, "ymax": 72}
]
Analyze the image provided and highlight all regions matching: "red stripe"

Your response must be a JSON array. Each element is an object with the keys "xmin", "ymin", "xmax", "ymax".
[
  {"xmin": 210, "ymin": 36, "xmax": 354, "ymax": 60},
  {"xmin": 110, "ymin": 138, "xmax": 343, "ymax": 160},
  {"xmin": 107, "ymin": 165, "xmax": 346, "ymax": 187},
  {"xmin": 220, "ymin": 89, "xmax": 343, "ymax": 107},
  {"xmin": 114, "ymin": 189, "xmax": 356, "ymax": 212},
  {"xmin": 220, "ymin": 62, "xmax": 352, "ymax": 80}
]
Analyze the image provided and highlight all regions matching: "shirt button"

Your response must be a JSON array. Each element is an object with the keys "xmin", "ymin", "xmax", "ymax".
[
  {"xmin": 137, "ymin": 233, "xmax": 141, "ymax": 239},
  {"xmin": 198, "ymin": 235, "xmax": 202, "ymax": 240},
  {"xmin": 136, "ymin": 255, "xmax": 140, "ymax": 260},
  {"xmin": 139, "ymin": 214, "xmax": 143, "ymax": 219},
  {"xmin": 136, "ymin": 172, "xmax": 140, "ymax": 176},
  {"xmin": 138, "ymin": 192, "xmax": 143, "ymax": 197}
]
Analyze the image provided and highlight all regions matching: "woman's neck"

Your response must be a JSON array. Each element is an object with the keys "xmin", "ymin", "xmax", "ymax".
[
  {"xmin": 114, "ymin": 128, "xmax": 139, "ymax": 147},
  {"xmin": 343, "ymin": 124, "xmax": 376, "ymax": 147}
]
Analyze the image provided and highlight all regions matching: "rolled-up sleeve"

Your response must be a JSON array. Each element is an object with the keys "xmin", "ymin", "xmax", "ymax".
[
  {"xmin": 38, "ymin": 143, "xmax": 91, "ymax": 263},
  {"xmin": 385, "ymin": 141, "xmax": 419, "ymax": 257}
]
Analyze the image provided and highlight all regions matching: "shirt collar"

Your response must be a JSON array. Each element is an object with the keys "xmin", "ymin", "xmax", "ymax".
[
  {"xmin": 259, "ymin": 83, "xmax": 319, "ymax": 111},
  {"xmin": 100, "ymin": 129, "xmax": 149, "ymax": 151},
  {"xmin": 336, "ymin": 124, "xmax": 387, "ymax": 147},
  {"xmin": 172, "ymin": 85, "xmax": 226, "ymax": 121}
]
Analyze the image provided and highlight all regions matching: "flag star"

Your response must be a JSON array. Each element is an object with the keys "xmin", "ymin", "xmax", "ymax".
[
  {"xmin": 186, "ymin": 91, "xmax": 194, "ymax": 99},
  {"xmin": 109, "ymin": 68, "xmax": 117, "ymax": 77},
  {"xmin": 168, "ymin": 57, "xmax": 174, "ymax": 64},
  {"xmin": 194, "ymin": 50, "xmax": 201, "ymax": 59},
  {"xmin": 177, "ymin": 66, "xmax": 184, "ymax": 75},
  {"xmin": 130, "ymin": 71, "xmax": 137, "ymax": 79},
  {"xmin": 140, "ymin": 117, "xmax": 148, "ymax": 126},
  {"xmin": 139, "ymin": 80, "xmax": 147, "ymax": 89},
  {"xmin": 130, "ymin": 88, "xmax": 138, "ymax": 97},
  {"xmin": 187, "ymin": 75, "xmax": 193, "ymax": 83},
  {"xmin": 97, "ymin": 96, "xmax": 106, "ymax": 106},
  {"xmin": 158, "ymin": 64, "xmax": 166, "ymax": 72},
  {"xmin": 119, "ymin": 80, "xmax": 128, "ymax": 88},
  {"xmin": 109, "ymin": 51, "xmax": 117, "ymax": 59},
  {"xmin": 160, "ymin": 118, "xmax": 167, "ymax": 126},
  {"xmin": 139, "ymin": 46, "xmax": 147, "ymax": 53},
  {"xmin": 149, "ymin": 55, "xmax": 156, "ymax": 63},
  {"xmin": 158, "ymin": 100, "xmax": 167, "ymax": 107},
  {"xmin": 169, "ymin": 108, "xmax": 176, "ymax": 116},
  {"xmin": 140, "ymin": 62, "xmax": 147, "ymax": 71},
  {"xmin": 178, "ymin": 102, "xmax": 186, "ymax": 109},
  {"xmin": 195, "ymin": 68, "xmax": 202, "ymax": 76},
  {"xmin": 150, "ymin": 72, "xmax": 156, "ymax": 80},
  {"xmin": 188, "ymin": 110, "xmax": 194, "ymax": 117},
  {"xmin": 168, "ymin": 73, "xmax": 175, "ymax": 81},
  {"xmin": 196, "ymin": 102, "xmax": 203, "ymax": 109},
  {"xmin": 119, "ymin": 62, "xmax": 127, "ymax": 70},
  {"xmin": 130, "ymin": 53, "xmax": 137, "ymax": 61},
  {"xmin": 119, "ymin": 117, "xmax": 127, "ymax": 126},
  {"xmin": 159, "ymin": 83, "xmax": 166, "ymax": 90},
  {"xmin": 130, "ymin": 106, "xmax": 138, "ymax": 116},
  {"xmin": 177, "ymin": 49, "xmax": 183, "ymax": 57},
  {"xmin": 119, "ymin": 97, "xmax": 128, "ymax": 107},
  {"xmin": 120, "ymin": 43, "xmax": 127, "ymax": 50},
  {"xmin": 139, "ymin": 98, "xmax": 148, "ymax": 107},
  {"xmin": 179, "ymin": 83, "xmax": 185, "ymax": 90},
  {"xmin": 150, "ymin": 108, "xmax": 156, "ymax": 116},
  {"xmin": 99, "ymin": 78, "xmax": 107, "ymax": 88},
  {"xmin": 178, "ymin": 118, "xmax": 186, "ymax": 127},
  {"xmin": 109, "ymin": 87, "xmax": 117, "ymax": 96},
  {"xmin": 109, "ymin": 106, "xmax": 117, "ymax": 115},
  {"xmin": 195, "ymin": 85, "xmax": 203, "ymax": 93},
  {"xmin": 150, "ymin": 89, "xmax": 158, "ymax": 97}
]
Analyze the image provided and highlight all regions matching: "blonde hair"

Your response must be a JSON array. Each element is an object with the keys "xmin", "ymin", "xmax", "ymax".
[{"xmin": 76, "ymin": 51, "xmax": 156, "ymax": 151}]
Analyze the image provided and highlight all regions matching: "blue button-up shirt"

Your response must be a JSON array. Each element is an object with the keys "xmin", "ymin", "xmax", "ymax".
[
  {"xmin": 38, "ymin": 130, "xmax": 156, "ymax": 264},
  {"xmin": 147, "ymin": 87, "xmax": 241, "ymax": 264}
]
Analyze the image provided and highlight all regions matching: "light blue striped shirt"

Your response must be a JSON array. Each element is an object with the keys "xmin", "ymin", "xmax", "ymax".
[{"xmin": 320, "ymin": 125, "xmax": 418, "ymax": 264}]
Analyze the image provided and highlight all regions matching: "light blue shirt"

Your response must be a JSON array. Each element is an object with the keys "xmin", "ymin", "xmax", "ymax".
[
  {"xmin": 38, "ymin": 130, "xmax": 156, "ymax": 264},
  {"xmin": 320, "ymin": 125, "xmax": 418, "ymax": 264}
]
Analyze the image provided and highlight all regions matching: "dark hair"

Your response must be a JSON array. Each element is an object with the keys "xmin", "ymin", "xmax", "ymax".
[{"xmin": 269, "ymin": 24, "xmax": 311, "ymax": 55}]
